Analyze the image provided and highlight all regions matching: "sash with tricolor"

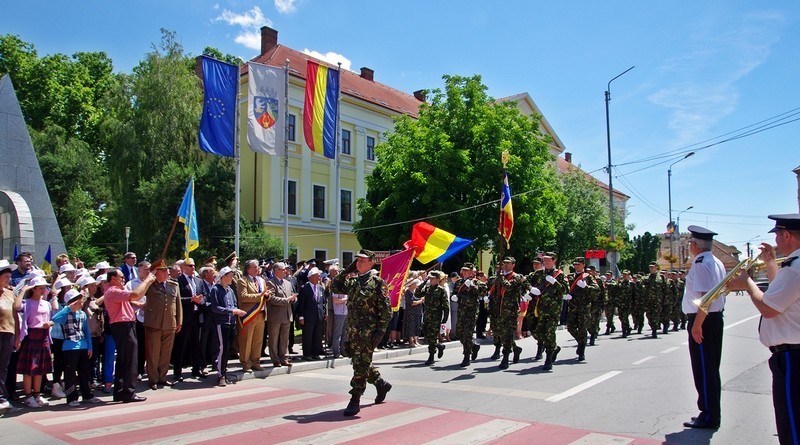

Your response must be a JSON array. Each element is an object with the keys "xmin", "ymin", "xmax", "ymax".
[
  {"xmin": 533, "ymin": 270, "xmax": 563, "ymax": 317},
  {"xmin": 240, "ymin": 277, "xmax": 266, "ymax": 327}
]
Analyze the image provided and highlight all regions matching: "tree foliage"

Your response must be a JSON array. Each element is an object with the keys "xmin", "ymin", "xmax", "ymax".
[
  {"xmin": 355, "ymin": 75, "xmax": 562, "ymax": 268},
  {"xmin": 618, "ymin": 231, "xmax": 660, "ymax": 274}
]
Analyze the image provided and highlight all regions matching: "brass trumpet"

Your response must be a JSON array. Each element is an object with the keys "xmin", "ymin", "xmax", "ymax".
[{"xmin": 693, "ymin": 253, "xmax": 786, "ymax": 313}]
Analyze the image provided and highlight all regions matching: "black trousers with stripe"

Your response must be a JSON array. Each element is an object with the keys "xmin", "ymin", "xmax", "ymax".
[
  {"xmin": 687, "ymin": 312, "xmax": 723, "ymax": 424},
  {"xmin": 770, "ymin": 349, "xmax": 800, "ymax": 445}
]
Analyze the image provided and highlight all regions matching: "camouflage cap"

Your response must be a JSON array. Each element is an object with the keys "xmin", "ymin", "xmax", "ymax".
[
  {"xmin": 648, "ymin": 262, "xmax": 659, "ymax": 268},
  {"xmin": 587, "ymin": 265, "xmax": 596, "ymax": 271},
  {"xmin": 622, "ymin": 269, "xmax": 631, "ymax": 275},
  {"xmin": 573, "ymin": 257, "xmax": 585, "ymax": 264},
  {"xmin": 532, "ymin": 257, "xmax": 543, "ymax": 263},
  {"xmin": 355, "ymin": 249, "xmax": 376, "ymax": 260},
  {"xmin": 502, "ymin": 257, "xmax": 516, "ymax": 263},
  {"xmin": 542, "ymin": 251, "xmax": 557, "ymax": 259},
  {"xmin": 460, "ymin": 262, "xmax": 475, "ymax": 270}
]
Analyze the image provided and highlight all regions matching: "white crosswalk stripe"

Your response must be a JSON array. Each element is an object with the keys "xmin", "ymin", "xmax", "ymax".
[
  {"xmin": 567, "ymin": 432, "xmax": 634, "ymax": 444},
  {"xmin": 422, "ymin": 419, "xmax": 529, "ymax": 445}
]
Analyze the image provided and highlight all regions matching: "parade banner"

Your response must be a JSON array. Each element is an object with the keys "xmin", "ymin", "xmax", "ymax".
[{"xmin": 380, "ymin": 247, "xmax": 415, "ymax": 310}]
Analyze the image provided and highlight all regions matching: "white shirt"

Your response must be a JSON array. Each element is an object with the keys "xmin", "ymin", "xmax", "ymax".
[
  {"xmin": 682, "ymin": 250, "xmax": 726, "ymax": 314},
  {"xmin": 125, "ymin": 277, "xmax": 147, "ymax": 323},
  {"xmin": 759, "ymin": 248, "xmax": 800, "ymax": 347}
]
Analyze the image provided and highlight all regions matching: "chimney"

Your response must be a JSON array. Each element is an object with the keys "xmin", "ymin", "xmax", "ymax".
[
  {"xmin": 260, "ymin": 26, "xmax": 278, "ymax": 54},
  {"xmin": 359, "ymin": 67, "xmax": 374, "ymax": 81},
  {"xmin": 565, "ymin": 152, "xmax": 572, "ymax": 163},
  {"xmin": 413, "ymin": 89, "xmax": 427, "ymax": 102}
]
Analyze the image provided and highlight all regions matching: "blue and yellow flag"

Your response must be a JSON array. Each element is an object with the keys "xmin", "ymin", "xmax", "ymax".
[
  {"xmin": 177, "ymin": 178, "xmax": 199, "ymax": 257},
  {"xmin": 41, "ymin": 245, "xmax": 52, "ymax": 275}
]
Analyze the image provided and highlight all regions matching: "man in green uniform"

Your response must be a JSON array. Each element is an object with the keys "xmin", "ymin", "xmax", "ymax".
[
  {"xmin": 330, "ymin": 249, "xmax": 393, "ymax": 417},
  {"xmin": 454, "ymin": 263, "xmax": 486, "ymax": 367},
  {"xmin": 678, "ymin": 269, "xmax": 687, "ymax": 329},
  {"xmin": 632, "ymin": 274, "xmax": 646, "ymax": 334},
  {"xmin": 616, "ymin": 270, "xmax": 635, "ymax": 337},
  {"xmin": 566, "ymin": 257, "xmax": 598, "ymax": 360},
  {"xmin": 587, "ymin": 266, "xmax": 604, "ymax": 346},
  {"xmin": 527, "ymin": 252, "xmax": 565, "ymax": 371},
  {"xmin": 644, "ymin": 262, "xmax": 666, "ymax": 338},
  {"xmin": 604, "ymin": 271, "xmax": 618, "ymax": 335},
  {"xmin": 668, "ymin": 270, "xmax": 682, "ymax": 332},
  {"xmin": 416, "ymin": 271, "xmax": 450, "ymax": 365},
  {"xmin": 488, "ymin": 257, "xmax": 528, "ymax": 369}
]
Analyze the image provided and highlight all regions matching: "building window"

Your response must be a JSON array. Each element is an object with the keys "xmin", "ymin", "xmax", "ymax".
[
  {"xmin": 287, "ymin": 114, "xmax": 296, "ymax": 141},
  {"xmin": 340, "ymin": 190, "xmax": 352, "ymax": 222},
  {"xmin": 342, "ymin": 251, "xmax": 353, "ymax": 266},
  {"xmin": 366, "ymin": 136, "xmax": 375, "ymax": 161},
  {"xmin": 313, "ymin": 185, "xmax": 326, "ymax": 219},
  {"xmin": 287, "ymin": 180, "xmax": 297, "ymax": 215},
  {"xmin": 341, "ymin": 129, "xmax": 351, "ymax": 155},
  {"xmin": 314, "ymin": 250, "xmax": 327, "ymax": 262}
]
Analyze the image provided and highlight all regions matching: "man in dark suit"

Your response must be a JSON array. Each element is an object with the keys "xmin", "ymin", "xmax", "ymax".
[
  {"xmin": 119, "ymin": 252, "xmax": 138, "ymax": 283},
  {"xmin": 297, "ymin": 267, "xmax": 326, "ymax": 360},
  {"xmin": 172, "ymin": 258, "xmax": 204, "ymax": 381}
]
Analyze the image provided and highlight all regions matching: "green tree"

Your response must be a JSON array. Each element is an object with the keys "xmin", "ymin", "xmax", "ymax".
[
  {"xmin": 618, "ymin": 232, "xmax": 660, "ymax": 274},
  {"xmin": 355, "ymin": 75, "xmax": 562, "ymax": 269},
  {"xmin": 551, "ymin": 168, "xmax": 607, "ymax": 263}
]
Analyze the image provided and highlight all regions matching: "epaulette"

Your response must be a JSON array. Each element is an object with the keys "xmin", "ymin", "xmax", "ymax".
[{"xmin": 695, "ymin": 256, "xmax": 704, "ymax": 264}]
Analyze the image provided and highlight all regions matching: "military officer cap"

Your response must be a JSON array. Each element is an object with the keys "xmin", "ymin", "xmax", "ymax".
[
  {"xmin": 203, "ymin": 255, "xmax": 217, "ymax": 266},
  {"xmin": 428, "ymin": 270, "xmax": 445, "ymax": 279},
  {"xmin": 460, "ymin": 262, "xmax": 474, "ymax": 270},
  {"xmin": 307, "ymin": 258, "xmax": 317, "ymax": 266},
  {"xmin": 687, "ymin": 225, "xmax": 717, "ymax": 240},
  {"xmin": 532, "ymin": 257, "xmax": 542, "ymax": 263},
  {"xmin": 355, "ymin": 249, "xmax": 376, "ymax": 261},
  {"xmin": 767, "ymin": 213, "xmax": 800, "ymax": 233},
  {"xmin": 679, "ymin": 269, "xmax": 686, "ymax": 273},
  {"xmin": 671, "ymin": 269, "xmax": 678, "ymax": 273},
  {"xmin": 149, "ymin": 258, "xmax": 169, "ymax": 272},
  {"xmin": 622, "ymin": 269, "xmax": 631, "ymax": 275},
  {"xmin": 542, "ymin": 251, "xmax": 557, "ymax": 259},
  {"xmin": 502, "ymin": 256, "xmax": 516, "ymax": 263},
  {"xmin": 648, "ymin": 262, "xmax": 658, "ymax": 268},
  {"xmin": 573, "ymin": 257, "xmax": 585, "ymax": 264},
  {"xmin": 224, "ymin": 251, "xmax": 237, "ymax": 265},
  {"xmin": 587, "ymin": 265, "xmax": 596, "ymax": 271}
]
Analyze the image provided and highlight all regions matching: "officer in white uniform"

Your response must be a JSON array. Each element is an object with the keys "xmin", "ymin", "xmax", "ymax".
[
  {"xmin": 729, "ymin": 214, "xmax": 800, "ymax": 445},
  {"xmin": 682, "ymin": 225, "xmax": 726, "ymax": 429}
]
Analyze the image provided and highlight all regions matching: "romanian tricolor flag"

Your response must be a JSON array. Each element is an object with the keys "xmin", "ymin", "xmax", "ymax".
[
  {"xmin": 498, "ymin": 168, "xmax": 514, "ymax": 248},
  {"xmin": 303, "ymin": 60, "xmax": 339, "ymax": 159},
  {"xmin": 41, "ymin": 245, "xmax": 52, "ymax": 275},
  {"xmin": 410, "ymin": 222, "xmax": 474, "ymax": 265},
  {"xmin": 380, "ymin": 248, "xmax": 415, "ymax": 310}
]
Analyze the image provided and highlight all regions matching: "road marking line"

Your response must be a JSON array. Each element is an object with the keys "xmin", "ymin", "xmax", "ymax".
[
  {"xmin": 275, "ymin": 407, "xmax": 447, "ymax": 444},
  {"xmin": 131, "ymin": 402, "xmax": 345, "ymax": 445},
  {"xmin": 661, "ymin": 346, "xmax": 680, "ymax": 354},
  {"xmin": 545, "ymin": 371, "xmax": 622, "ymax": 402},
  {"xmin": 294, "ymin": 372, "xmax": 555, "ymax": 400},
  {"xmin": 725, "ymin": 314, "xmax": 760, "ymax": 330},
  {"xmin": 632, "ymin": 356, "xmax": 655, "ymax": 365},
  {"xmin": 36, "ymin": 386, "xmax": 281, "ymax": 426},
  {"xmin": 567, "ymin": 432, "xmax": 634, "ymax": 444},
  {"xmin": 68, "ymin": 392, "xmax": 324, "ymax": 440},
  {"xmin": 422, "ymin": 418, "xmax": 529, "ymax": 444}
]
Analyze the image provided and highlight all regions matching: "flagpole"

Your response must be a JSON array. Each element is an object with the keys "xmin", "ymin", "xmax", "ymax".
[
  {"xmin": 334, "ymin": 62, "xmax": 342, "ymax": 263},
  {"xmin": 234, "ymin": 64, "xmax": 242, "ymax": 256},
  {"xmin": 283, "ymin": 59, "xmax": 290, "ymax": 260}
]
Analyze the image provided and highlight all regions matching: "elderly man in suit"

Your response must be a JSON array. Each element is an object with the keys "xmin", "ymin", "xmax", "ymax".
[
  {"xmin": 143, "ymin": 259, "xmax": 182, "ymax": 390},
  {"xmin": 236, "ymin": 259, "xmax": 270, "ymax": 372},
  {"xmin": 119, "ymin": 252, "xmax": 138, "ymax": 283},
  {"xmin": 298, "ymin": 267, "xmax": 326, "ymax": 360},
  {"xmin": 265, "ymin": 262, "xmax": 297, "ymax": 367},
  {"xmin": 173, "ymin": 258, "xmax": 206, "ymax": 381}
]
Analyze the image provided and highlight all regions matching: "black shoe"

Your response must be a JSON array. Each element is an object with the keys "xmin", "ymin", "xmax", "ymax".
[
  {"xmin": 149, "ymin": 384, "xmax": 157, "ymax": 391},
  {"xmin": 543, "ymin": 348, "xmax": 554, "ymax": 371},
  {"xmin": 576, "ymin": 344, "xmax": 586, "ymax": 362},
  {"xmin": 611, "ymin": 326, "xmax": 616, "ymax": 333},
  {"xmin": 374, "ymin": 380, "xmax": 392, "ymax": 404},
  {"xmin": 499, "ymin": 354, "xmax": 509, "ymax": 370},
  {"xmin": 311, "ymin": 355, "xmax": 322, "ymax": 360},
  {"xmin": 512, "ymin": 346, "xmax": 522, "ymax": 364},
  {"xmin": 683, "ymin": 418, "xmax": 719, "ymax": 429},
  {"xmin": 490, "ymin": 346, "xmax": 501, "ymax": 360},
  {"xmin": 534, "ymin": 343, "xmax": 544, "ymax": 361},
  {"xmin": 471, "ymin": 344, "xmax": 480, "ymax": 361},
  {"xmin": 552, "ymin": 346, "xmax": 561, "ymax": 362},
  {"xmin": 158, "ymin": 381, "xmax": 173, "ymax": 387},
  {"xmin": 459, "ymin": 354, "xmax": 470, "ymax": 367},
  {"xmin": 476, "ymin": 334, "xmax": 487, "ymax": 339},
  {"xmin": 652, "ymin": 331, "xmax": 658, "ymax": 338},
  {"xmin": 605, "ymin": 327, "xmax": 611, "ymax": 335},
  {"xmin": 123, "ymin": 395, "xmax": 147, "ymax": 403},
  {"xmin": 589, "ymin": 335, "xmax": 596, "ymax": 346},
  {"xmin": 637, "ymin": 327, "xmax": 643, "ymax": 334},
  {"xmin": 437, "ymin": 344, "xmax": 445, "ymax": 359},
  {"xmin": 343, "ymin": 397, "xmax": 360, "ymax": 416},
  {"xmin": 425, "ymin": 353, "xmax": 435, "ymax": 366}
]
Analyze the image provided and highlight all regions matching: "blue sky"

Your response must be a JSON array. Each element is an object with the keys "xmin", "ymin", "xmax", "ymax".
[{"xmin": 3, "ymin": 1, "xmax": 799, "ymax": 256}]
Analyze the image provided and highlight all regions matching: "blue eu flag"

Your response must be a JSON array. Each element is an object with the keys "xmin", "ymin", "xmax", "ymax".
[{"xmin": 199, "ymin": 56, "xmax": 238, "ymax": 157}]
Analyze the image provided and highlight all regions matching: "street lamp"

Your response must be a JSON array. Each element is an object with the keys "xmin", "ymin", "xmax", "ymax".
[
  {"xmin": 676, "ymin": 206, "xmax": 693, "ymax": 267},
  {"xmin": 605, "ymin": 65, "xmax": 634, "ymax": 277},
  {"xmin": 745, "ymin": 235, "xmax": 759, "ymax": 259},
  {"xmin": 667, "ymin": 152, "xmax": 695, "ymax": 261},
  {"xmin": 125, "ymin": 226, "xmax": 130, "ymax": 253}
]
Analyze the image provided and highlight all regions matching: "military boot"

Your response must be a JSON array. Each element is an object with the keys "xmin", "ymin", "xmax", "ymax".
[
  {"xmin": 672, "ymin": 323, "xmax": 679, "ymax": 332},
  {"xmin": 490, "ymin": 345, "xmax": 501, "ymax": 360},
  {"xmin": 471, "ymin": 344, "xmax": 481, "ymax": 361},
  {"xmin": 437, "ymin": 344, "xmax": 445, "ymax": 359},
  {"xmin": 499, "ymin": 352, "xmax": 510, "ymax": 370},
  {"xmin": 621, "ymin": 327, "xmax": 629, "ymax": 338},
  {"xmin": 680, "ymin": 321, "xmax": 686, "ymax": 330},
  {"xmin": 552, "ymin": 345, "xmax": 561, "ymax": 362},
  {"xmin": 589, "ymin": 334, "xmax": 596, "ymax": 346},
  {"xmin": 374, "ymin": 379, "xmax": 392, "ymax": 403},
  {"xmin": 534, "ymin": 342, "xmax": 544, "ymax": 361},
  {"xmin": 651, "ymin": 329, "xmax": 658, "ymax": 339},
  {"xmin": 637, "ymin": 326, "xmax": 643, "ymax": 334},
  {"xmin": 343, "ymin": 396, "xmax": 361, "ymax": 416},
  {"xmin": 576, "ymin": 344, "xmax": 586, "ymax": 362},
  {"xmin": 605, "ymin": 326, "xmax": 611, "ymax": 335},
  {"xmin": 611, "ymin": 325, "xmax": 616, "ymax": 333},
  {"xmin": 512, "ymin": 345, "xmax": 522, "ymax": 364},
  {"xmin": 459, "ymin": 353, "xmax": 470, "ymax": 367},
  {"xmin": 425, "ymin": 351, "xmax": 435, "ymax": 365},
  {"xmin": 542, "ymin": 348, "xmax": 554, "ymax": 371},
  {"xmin": 662, "ymin": 324, "xmax": 669, "ymax": 335}
]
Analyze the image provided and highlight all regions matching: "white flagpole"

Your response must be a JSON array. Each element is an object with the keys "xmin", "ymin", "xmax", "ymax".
[
  {"xmin": 283, "ymin": 59, "xmax": 290, "ymax": 260},
  {"xmin": 334, "ymin": 62, "xmax": 342, "ymax": 263},
  {"xmin": 234, "ymin": 64, "xmax": 241, "ymax": 256}
]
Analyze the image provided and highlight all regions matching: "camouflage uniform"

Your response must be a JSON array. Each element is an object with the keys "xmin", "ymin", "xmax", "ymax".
[
  {"xmin": 677, "ymin": 275, "xmax": 687, "ymax": 329},
  {"xmin": 632, "ymin": 277, "xmax": 646, "ymax": 334},
  {"xmin": 588, "ymin": 275, "xmax": 605, "ymax": 344},
  {"xmin": 566, "ymin": 270, "xmax": 598, "ymax": 359},
  {"xmin": 527, "ymin": 268, "xmax": 566, "ymax": 370},
  {"xmin": 416, "ymin": 281, "xmax": 449, "ymax": 359},
  {"xmin": 616, "ymin": 276, "xmax": 635, "ymax": 337},
  {"xmin": 454, "ymin": 277, "xmax": 486, "ymax": 359},
  {"xmin": 488, "ymin": 270, "xmax": 528, "ymax": 367},
  {"xmin": 330, "ymin": 269, "xmax": 392, "ymax": 397},
  {"xmin": 644, "ymin": 271, "xmax": 666, "ymax": 337},
  {"xmin": 604, "ymin": 277, "xmax": 618, "ymax": 334}
]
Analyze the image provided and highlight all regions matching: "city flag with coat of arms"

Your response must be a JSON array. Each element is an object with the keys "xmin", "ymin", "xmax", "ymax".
[{"xmin": 247, "ymin": 62, "xmax": 286, "ymax": 156}]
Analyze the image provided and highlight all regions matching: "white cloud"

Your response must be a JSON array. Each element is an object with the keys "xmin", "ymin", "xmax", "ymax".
[
  {"xmin": 212, "ymin": 3, "xmax": 219, "ymax": 10},
  {"xmin": 275, "ymin": 0, "xmax": 298, "ymax": 14},
  {"xmin": 214, "ymin": 6, "xmax": 272, "ymax": 50},
  {"xmin": 303, "ymin": 49, "xmax": 353, "ymax": 72}
]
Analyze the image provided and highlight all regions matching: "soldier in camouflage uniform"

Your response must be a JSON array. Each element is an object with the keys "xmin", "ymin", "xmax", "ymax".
[
  {"xmin": 632, "ymin": 274, "xmax": 646, "ymax": 334},
  {"xmin": 668, "ymin": 270, "xmax": 682, "ymax": 331},
  {"xmin": 660, "ymin": 270, "xmax": 674, "ymax": 335},
  {"xmin": 603, "ymin": 272, "xmax": 617, "ymax": 335},
  {"xmin": 566, "ymin": 257, "xmax": 598, "ymax": 361},
  {"xmin": 416, "ymin": 271, "xmax": 450, "ymax": 365},
  {"xmin": 330, "ymin": 250, "xmax": 393, "ymax": 417},
  {"xmin": 526, "ymin": 252, "xmax": 565, "ymax": 371},
  {"xmin": 487, "ymin": 257, "xmax": 528, "ymax": 369},
  {"xmin": 678, "ymin": 269, "xmax": 687, "ymax": 329},
  {"xmin": 644, "ymin": 262, "xmax": 666, "ymax": 338},
  {"xmin": 587, "ymin": 266, "xmax": 604, "ymax": 346},
  {"xmin": 616, "ymin": 270, "xmax": 635, "ymax": 337},
  {"xmin": 453, "ymin": 263, "xmax": 486, "ymax": 367}
]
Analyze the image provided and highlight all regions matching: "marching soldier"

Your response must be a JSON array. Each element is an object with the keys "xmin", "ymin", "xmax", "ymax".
[
  {"xmin": 645, "ymin": 262, "xmax": 666, "ymax": 338},
  {"xmin": 632, "ymin": 273, "xmax": 646, "ymax": 334},
  {"xmin": 487, "ymin": 257, "xmax": 528, "ymax": 369},
  {"xmin": 678, "ymin": 269, "xmax": 688, "ymax": 329},
  {"xmin": 453, "ymin": 263, "xmax": 486, "ymax": 367},
  {"xmin": 616, "ymin": 270, "xmax": 635, "ymax": 337},
  {"xmin": 526, "ymin": 252, "xmax": 565, "ymax": 371},
  {"xmin": 416, "ymin": 271, "xmax": 450, "ymax": 365},
  {"xmin": 668, "ymin": 270, "xmax": 682, "ymax": 331},
  {"xmin": 660, "ymin": 270, "xmax": 674, "ymax": 335},
  {"xmin": 587, "ymin": 266, "xmax": 603, "ymax": 346},
  {"xmin": 604, "ymin": 271, "xmax": 618, "ymax": 335},
  {"xmin": 330, "ymin": 250, "xmax": 393, "ymax": 417},
  {"xmin": 566, "ymin": 258, "xmax": 597, "ymax": 361}
]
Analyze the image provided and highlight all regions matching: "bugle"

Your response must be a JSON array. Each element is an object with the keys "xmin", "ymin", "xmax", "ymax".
[{"xmin": 693, "ymin": 253, "xmax": 786, "ymax": 313}]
